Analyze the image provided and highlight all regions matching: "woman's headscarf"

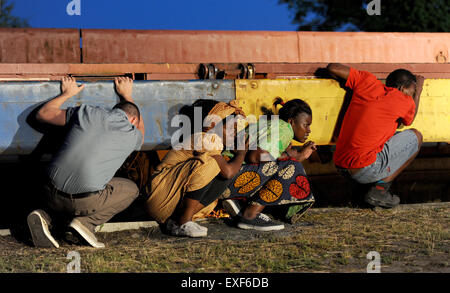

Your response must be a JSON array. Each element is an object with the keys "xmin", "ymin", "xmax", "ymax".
[{"xmin": 203, "ymin": 100, "xmax": 246, "ymax": 131}]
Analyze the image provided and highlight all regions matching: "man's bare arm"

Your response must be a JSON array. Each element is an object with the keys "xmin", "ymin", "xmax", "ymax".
[
  {"xmin": 36, "ymin": 77, "xmax": 85, "ymax": 126},
  {"xmin": 327, "ymin": 63, "xmax": 351, "ymax": 81},
  {"xmin": 114, "ymin": 77, "xmax": 145, "ymax": 140}
]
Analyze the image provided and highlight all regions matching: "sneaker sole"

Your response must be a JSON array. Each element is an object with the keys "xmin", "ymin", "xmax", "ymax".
[
  {"xmin": 69, "ymin": 219, "xmax": 105, "ymax": 248},
  {"xmin": 365, "ymin": 197, "xmax": 399, "ymax": 209},
  {"xmin": 168, "ymin": 220, "xmax": 208, "ymax": 236},
  {"xmin": 193, "ymin": 224, "xmax": 208, "ymax": 233},
  {"xmin": 186, "ymin": 232, "xmax": 207, "ymax": 238},
  {"xmin": 27, "ymin": 211, "xmax": 59, "ymax": 248},
  {"xmin": 237, "ymin": 222, "xmax": 285, "ymax": 232},
  {"xmin": 177, "ymin": 230, "xmax": 208, "ymax": 238},
  {"xmin": 222, "ymin": 200, "xmax": 241, "ymax": 217}
]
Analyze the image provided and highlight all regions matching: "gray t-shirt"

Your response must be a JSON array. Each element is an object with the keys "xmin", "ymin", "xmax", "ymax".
[{"xmin": 48, "ymin": 104, "xmax": 143, "ymax": 194}]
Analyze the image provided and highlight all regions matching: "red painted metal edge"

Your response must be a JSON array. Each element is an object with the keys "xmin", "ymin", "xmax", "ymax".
[
  {"xmin": 0, "ymin": 63, "xmax": 449, "ymax": 80},
  {"xmin": 81, "ymin": 29, "xmax": 301, "ymax": 64},
  {"xmin": 0, "ymin": 28, "xmax": 80, "ymax": 63}
]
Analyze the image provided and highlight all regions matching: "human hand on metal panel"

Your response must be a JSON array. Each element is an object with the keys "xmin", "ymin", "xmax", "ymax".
[
  {"xmin": 61, "ymin": 76, "xmax": 85, "ymax": 97},
  {"xmin": 114, "ymin": 76, "xmax": 134, "ymax": 101},
  {"xmin": 415, "ymin": 75, "xmax": 425, "ymax": 92}
]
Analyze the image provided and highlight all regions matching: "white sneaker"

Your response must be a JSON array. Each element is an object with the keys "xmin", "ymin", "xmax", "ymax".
[
  {"xmin": 192, "ymin": 221, "xmax": 208, "ymax": 233},
  {"xmin": 222, "ymin": 199, "xmax": 242, "ymax": 217},
  {"xmin": 27, "ymin": 210, "xmax": 59, "ymax": 248},
  {"xmin": 69, "ymin": 219, "xmax": 105, "ymax": 248},
  {"xmin": 167, "ymin": 219, "xmax": 207, "ymax": 235},
  {"xmin": 178, "ymin": 221, "xmax": 208, "ymax": 238}
]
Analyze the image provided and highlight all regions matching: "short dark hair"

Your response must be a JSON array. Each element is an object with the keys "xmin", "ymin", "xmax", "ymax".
[
  {"xmin": 386, "ymin": 69, "xmax": 416, "ymax": 89},
  {"xmin": 113, "ymin": 101, "xmax": 141, "ymax": 121}
]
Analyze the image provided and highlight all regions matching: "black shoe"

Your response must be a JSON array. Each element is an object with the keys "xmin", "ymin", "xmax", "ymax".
[
  {"xmin": 27, "ymin": 210, "xmax": 60, "ymax": 248},
  {"xmin": 237, "ymin": 213, "xmax": 285, "ymax": 231},
  {"xmin": 364, "ymin": 185, "xmax": 400, "ymax": 208},
  {"xmin": 222, "ymin": 199, "xmax": 242, "ymax": 217},
  {"xmin": 63, "ymin": 231, "xmax": 83, "ymax": 245}
]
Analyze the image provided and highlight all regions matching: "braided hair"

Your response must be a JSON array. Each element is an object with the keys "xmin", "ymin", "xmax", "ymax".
[{"xmin": 272, "ymin": 97, "xmax": 312, "ymax": 122}]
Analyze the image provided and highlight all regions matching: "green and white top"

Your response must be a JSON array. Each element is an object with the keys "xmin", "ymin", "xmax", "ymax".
[{"xmin": 224, "ymin": 118, "xmax": 294, "ymax": 161}]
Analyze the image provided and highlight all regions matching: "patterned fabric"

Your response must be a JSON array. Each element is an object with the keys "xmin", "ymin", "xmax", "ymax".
[{"xmin": 222, "ymin": 158, "xmax": 315, "ymax": 216}]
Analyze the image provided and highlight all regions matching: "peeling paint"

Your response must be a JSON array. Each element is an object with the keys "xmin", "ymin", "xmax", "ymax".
[{"xmin": 0, "ymin": 80, "xmax": 235, "ymax": 155}]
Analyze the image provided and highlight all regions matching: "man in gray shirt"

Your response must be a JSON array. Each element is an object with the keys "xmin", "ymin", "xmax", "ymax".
[{"xmin": 27, "ymin": 76, "xmax": 145, "ymax": 248}]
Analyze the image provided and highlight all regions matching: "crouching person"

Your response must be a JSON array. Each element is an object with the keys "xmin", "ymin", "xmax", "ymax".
[
  {"xmin": 221, "ymin": 98, "xmax": 316, "ymax": 231},
  {"xmin": 27, "ymin": 77, "xmax": 145, "ymax": 248},
  {"xmin": 146, "ymin": 100, "xmax": 248, "ymax": 238},
  {"xmin": 327, "ymin": 63, "xmax": 424, "ymax": 208}
]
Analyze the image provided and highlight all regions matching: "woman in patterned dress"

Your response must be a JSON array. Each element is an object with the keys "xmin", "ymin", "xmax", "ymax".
[{"xmin": 221, "ymin": 98, "xmax": 317, "ymax": 231}]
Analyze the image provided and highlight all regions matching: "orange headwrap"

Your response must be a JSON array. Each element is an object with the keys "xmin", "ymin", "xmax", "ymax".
[
  {"xmin": 202, "ymin": 100, "xmax": 246, "ymax": 131},
  {"xmin": 207, "ymin": 100, "xmax": 246, "ymax": 120}
]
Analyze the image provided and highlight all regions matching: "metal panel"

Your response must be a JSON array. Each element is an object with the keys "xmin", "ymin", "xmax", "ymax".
[
  {"xmin": 298, "ymin": 32, "xmax": 450, "ymax": 63},
  {"xmin": 0, "ymin": 63, "xmax": 200, "ymax": 81},
  {"xmin": 0, "ymin": 28, "xmax": 80, "ymax": 63},
  {"xmin": 0, "ymin": 63, "xmax": 199, "ymax": 75},
  {"xmin": 235, "ymin": 79, "xmax": 450, "ymax": 145},
  {"xmin": 81, "ymin": 30, "xmax": 450, "ymax": 64},
  {"xmin": 0, "ymin": 29, "xmax": 449, "ymax": 65},
  {"xmin": 255, "ymin": 63, "xmax": 450, "ymax": 79},
  {"xmin": 81, "ymin": 29, "xmax": 300, "ymax": 63},
  {"xmin": 1, "ymin": 63, "xmax": 450, "ymax": 81},
  {"xmin": 0, "ymin": 80, "xmax": 235, "ymax": 155}
]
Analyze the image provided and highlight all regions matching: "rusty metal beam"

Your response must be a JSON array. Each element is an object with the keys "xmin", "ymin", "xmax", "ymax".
[
  {"xmin": 81, "ymin": 29, "xmax": 301, "ymax": 64},
  {"xmin": 0, "ymin": 63, "xmax": 198, "ymax": 74},
  {"xmin": 0, "ymin": 63, "xmax": 200, "ymax": 80},
  {"xmin": 0, "ymin": 29, "xmax": 449, "ymax": 65},
  {"xmin": 258, "ymin": 63, "xmax": 450, "ymax": 79},
  {"xmin": 0, "ymin": 28, "xmax": 80, "ymax": 63},
  {"xmin": 0, "ymin": 63, "xmax": 449, "ymax": 81},
  {"xmin": 80, "ymin": 29, "xmax": 450, "ymax": 64},
  {"xmin": 297, "ymin": 32, "xmax": 450, "ymax": 63}
]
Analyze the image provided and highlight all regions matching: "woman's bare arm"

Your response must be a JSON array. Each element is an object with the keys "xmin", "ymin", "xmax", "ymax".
[{"xmin": 212, "ymin": 152, "xmax": 246, "ymax": 179}]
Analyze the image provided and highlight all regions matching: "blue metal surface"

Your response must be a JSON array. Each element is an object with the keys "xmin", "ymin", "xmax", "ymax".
[{"xmin": 0, "ymin": 80, "xmax": 235, "ymax": 155}]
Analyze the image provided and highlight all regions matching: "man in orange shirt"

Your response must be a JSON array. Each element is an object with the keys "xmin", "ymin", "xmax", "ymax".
[{"xmin": 327, "ymin": 63, "xmax": 424, "ymax": 208}]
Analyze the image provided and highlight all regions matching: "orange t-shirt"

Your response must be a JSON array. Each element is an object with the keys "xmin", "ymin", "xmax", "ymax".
[{"xmin": 333, "ymin": 67, "xmax": 416, "ymax": 169}]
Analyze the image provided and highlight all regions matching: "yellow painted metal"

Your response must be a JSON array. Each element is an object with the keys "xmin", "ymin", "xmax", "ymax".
[
  {"xmin": 403, "ymin": 79, "xmax": 450, "ymax": 143},
  {"xmin": 235, "ymin": 79, "xmax": 450, "ymax": 145}
]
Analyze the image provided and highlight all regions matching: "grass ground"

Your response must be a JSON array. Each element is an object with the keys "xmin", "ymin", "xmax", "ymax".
[{"xmin": 0, "ymin": 204, "xmax": 449, "ymax": 273}]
